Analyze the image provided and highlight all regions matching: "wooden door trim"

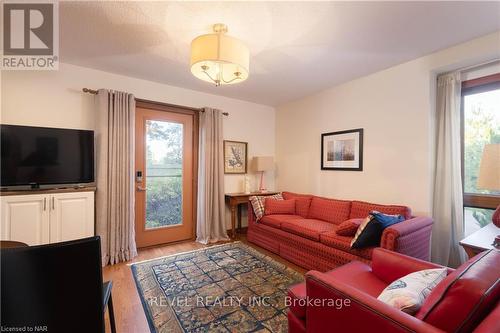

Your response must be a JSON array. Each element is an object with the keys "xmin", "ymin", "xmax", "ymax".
[
  {"xmin": 135, "ymin": 104, "xmax": 199, "ymax": 247},
  {"xmin": 136, "ymin": 99, "xmax": 201, "ymax": 114}
]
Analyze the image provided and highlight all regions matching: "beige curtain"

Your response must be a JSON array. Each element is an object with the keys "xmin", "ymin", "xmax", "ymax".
[
  {"xmin": 95, "ymin": 89, "xmax": 137, "ymax": 265},
  {"xmin": 432, "ymin": 72, "xmax": 466, "ymax": 267},
  {"xmin": 196, "ymin": 108, "xmax": 228, "ymax": 244}
]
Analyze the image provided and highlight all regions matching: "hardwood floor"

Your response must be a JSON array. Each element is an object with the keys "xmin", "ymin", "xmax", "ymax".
[{"xmin": 102, "ymin": 234, "xmax": 306, "ymax": 333}]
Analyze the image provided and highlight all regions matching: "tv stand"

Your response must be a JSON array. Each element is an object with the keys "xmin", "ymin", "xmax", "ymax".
[{"xmin": 0, "ymin": 187, "xmax": 96, "ymax": 246}]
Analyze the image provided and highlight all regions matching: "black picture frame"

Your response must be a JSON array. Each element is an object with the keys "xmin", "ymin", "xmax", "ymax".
[{"xmin": 321, "ymin": 128, "xmax": 363, "ymax": 171}]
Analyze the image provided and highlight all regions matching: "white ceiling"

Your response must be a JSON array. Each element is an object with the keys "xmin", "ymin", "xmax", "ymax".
[{"xmin": 60, "ymin": 1, "xmax": 500, "ymax": 106}]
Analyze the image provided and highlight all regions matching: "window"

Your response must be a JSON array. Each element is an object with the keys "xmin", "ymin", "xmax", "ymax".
[{"xmin": 461, "ymin": 73, "xmax": 500, "ymax": 236}]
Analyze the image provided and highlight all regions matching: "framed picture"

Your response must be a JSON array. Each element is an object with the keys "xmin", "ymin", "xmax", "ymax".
[
  {"xmin": 224, "ymin": 140, "xmax": 248, "ymax": 174},
  {"xmin": 321, "ymin": 129, "xmax": 363, "ymax": 171}
]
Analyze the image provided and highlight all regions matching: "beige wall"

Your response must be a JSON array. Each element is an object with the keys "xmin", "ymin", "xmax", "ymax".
[
  {"xmin": 275, "ymin": 32, "xmax": 500, "ymax": 216},
  {"xmin": 0, "ymin": 63, "xmax": 276, "ymax": 227}
]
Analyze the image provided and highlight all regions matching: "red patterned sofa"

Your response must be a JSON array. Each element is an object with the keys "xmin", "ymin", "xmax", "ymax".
[
  {"xmin": 287, "ymin": 248, "xmax": 499, "ymax": 333},
  {"xmin": 247, "ymin": 191, "xmax": 433, "ymax": 271}
]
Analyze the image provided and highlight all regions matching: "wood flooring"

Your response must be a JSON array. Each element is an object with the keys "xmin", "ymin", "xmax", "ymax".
[{"xmin": 102, "ymin": 234, "xmax": 306, "ymax": 333}]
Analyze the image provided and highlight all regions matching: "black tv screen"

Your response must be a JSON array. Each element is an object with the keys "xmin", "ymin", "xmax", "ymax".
[{"xmin": 1, "ymin": 125, "xmax": 95, "ymax": 187}]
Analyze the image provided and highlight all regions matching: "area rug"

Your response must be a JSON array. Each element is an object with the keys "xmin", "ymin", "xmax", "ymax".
[{"xmin": 131, "ymin": 241, "xmax": 304, "ymax": 333}]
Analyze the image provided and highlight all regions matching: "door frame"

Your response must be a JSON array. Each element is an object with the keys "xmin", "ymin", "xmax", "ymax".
[{"xmin": 135, "ymin": 99, "xmax": 199, "ymax": 247}]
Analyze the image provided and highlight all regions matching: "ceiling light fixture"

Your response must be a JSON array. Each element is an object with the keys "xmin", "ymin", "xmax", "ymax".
[{"xmin": 190, "ymin": 23, "xmax": 249, "ymax": 86}]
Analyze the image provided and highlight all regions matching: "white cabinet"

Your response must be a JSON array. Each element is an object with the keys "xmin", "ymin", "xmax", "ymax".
[
  {"xmin": 1, "ymin": 194, "xmax": 50, "ymax": 245},
  {"xmin": 1, "ymin": 191, "xmax": 94, "ymax": 246}
]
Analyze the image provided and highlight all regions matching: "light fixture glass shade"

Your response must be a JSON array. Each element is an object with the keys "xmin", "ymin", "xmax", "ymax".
[
  {"xmin": 190, "ymin": 24, "xmax": 249, "ymax": 86},
  {"xmin": 477, "ymin": 143, "xmax": 500, "ymax": 191}
]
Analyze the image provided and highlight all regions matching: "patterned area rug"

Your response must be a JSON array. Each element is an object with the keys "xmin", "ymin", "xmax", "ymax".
[{"xmin": 131, "ymin": 242, "xmax": 304, "ymax": 333}]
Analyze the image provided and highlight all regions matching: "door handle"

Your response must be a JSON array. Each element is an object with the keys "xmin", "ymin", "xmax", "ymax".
[
  {"xmin": 52, "ymin": 197, "xmax": 55, "ymax": 210},
  {"xmin": 43, "ymin": 197, "xmax": 46, "ymax": 211},
  {"xmin": 137, "ymin": 186, "xmax": 146, "ymax": 192}
]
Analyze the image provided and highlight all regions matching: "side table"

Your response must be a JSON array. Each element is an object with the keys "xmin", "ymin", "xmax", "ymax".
[
  {"xmin": 459, "ymin": 223, "xmax": 500, "ymax": 259},
  {"xmin": 225, "ymin": 191, "xmax": 280, "ymax": 238}
]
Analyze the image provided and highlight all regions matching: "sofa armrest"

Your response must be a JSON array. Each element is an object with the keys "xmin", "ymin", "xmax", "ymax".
[
  {"xmin": 305, "ymin": 271, "xmax": 445, "ymax": 333},
  {"xmin": 247, "ymin": 202, "xmax": 257, "ymax": 228},
  {"xmin": 371, "ymin": 248, "xmax": 448, "ymax": 284},
  {"xmin": 381, "ymin": 216, "xmax": 433, "ymax": 261}
]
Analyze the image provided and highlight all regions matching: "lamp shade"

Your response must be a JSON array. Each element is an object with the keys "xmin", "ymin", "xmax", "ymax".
[
  {"xmin": 254, "ymin": 156, "xmax": 274, "ymax": 172},
  {"xmin": 477, "ymin": 143, "xmax": 500, "ymax": 191},
  {"xmin": 190, "ymin": 24, "xmax": 249, "ymax": 86}
]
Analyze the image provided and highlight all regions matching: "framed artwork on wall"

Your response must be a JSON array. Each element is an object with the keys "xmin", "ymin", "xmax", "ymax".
[
  {"xmin": 321, "ymin": 128, "xmax": 363, "ymax": 171},
  {"xmin": 224, "ymin": 140, "xmax": 248, "ymax": 174}
]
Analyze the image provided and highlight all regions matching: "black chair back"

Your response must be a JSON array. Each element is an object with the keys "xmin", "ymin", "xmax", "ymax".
[{"xmin": 1, "ymin": 236, "xmax": 104, "ymax": 333}]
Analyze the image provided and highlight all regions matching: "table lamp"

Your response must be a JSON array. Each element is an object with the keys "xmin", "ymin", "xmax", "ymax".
[
  {"xmin": 254, "ymin": 156, "xmax": 273, "ymax": 192},
  {"xmin": 477, "ymin": 143, "xmax": 500, "ymax": 227}
]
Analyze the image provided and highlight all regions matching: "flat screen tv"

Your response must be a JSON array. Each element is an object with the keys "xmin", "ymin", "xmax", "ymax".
[{"xmin": 1, "ymin": 125, "xmax": 95, "ymax": 188}]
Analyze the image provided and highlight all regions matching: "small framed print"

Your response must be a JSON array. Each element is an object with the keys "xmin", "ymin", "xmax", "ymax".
[
  {"xmin": 224, "ymin": 140, "xmax": 248, "ymax": 174},
  {"xmin": 321, "ymin": 129, "xmax": 363, "ymax": 171}
]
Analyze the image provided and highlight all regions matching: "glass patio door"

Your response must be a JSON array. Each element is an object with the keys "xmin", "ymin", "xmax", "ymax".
[{"xmin": 135, "ymin": 106, "xmax": 195, "ymax": 247}]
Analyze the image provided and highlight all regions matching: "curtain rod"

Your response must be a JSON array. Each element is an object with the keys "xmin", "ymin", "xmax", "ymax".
[
  {"xmin": 82, "ymin": 88, "xmax": 229, "ymax": 116},
  {"xmin": 458, "ymin": 58, "xmax": 500, "ymax": 73}
]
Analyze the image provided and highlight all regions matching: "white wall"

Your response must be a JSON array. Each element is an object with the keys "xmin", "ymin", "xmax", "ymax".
[
  {"xmin": 0, "ymin": 63, "xmax": 276, "ymax": 228},
  {"xmin": 275, "ymin": 32, "xmax": 500, "ymax": 216}
]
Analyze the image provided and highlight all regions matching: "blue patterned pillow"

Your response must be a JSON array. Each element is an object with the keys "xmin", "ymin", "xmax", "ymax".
[{"xmin": 350, "ymin": 211, "xmax": 404, "ymax": 249}]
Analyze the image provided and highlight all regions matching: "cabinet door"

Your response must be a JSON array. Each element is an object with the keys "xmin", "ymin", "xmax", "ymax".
[
  {"xmin": 0, "ymin": 194, "xmax": 50, "ymax": 245},
  {"xmin": 50, "ymin": 191, "xmax": 95, "ymax": 243}
]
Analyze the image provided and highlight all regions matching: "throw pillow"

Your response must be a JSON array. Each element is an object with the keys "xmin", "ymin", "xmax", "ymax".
[
  {"xmin": 377, "ymin": 268, "xmax": 447, "ymax": 315},
  {"xmin": 264, "ymin": 198, "xmax": 296, "ymax": 215},
  {"xmin": 250, "ymin": 194, "xmax": 283, "ymax": 221},
  {"xmin": 350, "ymin": 211, "xmax": 404, "ymax": 249},
  {"xmin": 335, "ymin": 218, "xmax": 364, "ymax": 236}
]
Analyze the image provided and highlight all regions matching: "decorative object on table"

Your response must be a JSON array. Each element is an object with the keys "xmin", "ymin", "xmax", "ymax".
[
  {"xmin": 253, "ymin": 156, "xmax": 274, "ymax": 192},
  {"xmin": 244, "ymin": 175, "xmax": 251, "ymax": 194},
  {"xmin": 321, "ymin": 128, "xmax": 363, "ymax": 171},
  {"xmin": 131, "ymin": 242, "xmax": 303, "ymax": 333},
  {"xmin": 224, "ymin": 140, "xmax": 248, "ymax": 174},
  {"xmin": 477, "ymin": 143, "xmax": 500, "ymax": 227},
  {"xmin": 494, "ymin": 235, "xmax": 500, "ymax": 248},
  {"xmin": 190, "ymin": 23, "xmax": 249, "ymax": 87}
]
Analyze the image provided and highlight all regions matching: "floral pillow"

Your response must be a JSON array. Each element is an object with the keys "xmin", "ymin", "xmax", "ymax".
[
  {"xmin": 250, "ymin": 194, "xmax": 283, "ymax": 221},
  {"xmin": 377, "ymin": 268, "xmax": 447, "ymax": 315}
]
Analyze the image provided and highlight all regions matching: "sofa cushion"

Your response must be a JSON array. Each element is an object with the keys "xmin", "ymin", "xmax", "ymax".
[
  {"xmin": 281, "ymin": 219, "xmax": 336, "ymax": 241},
  {"xmin": 320, "ymin": 231, "xmax": 374, "ymax": 260},
  {"xmin": 335, "ymin": 218, "xmax": 364, "ymax": 236},
  {"xmin": 350, "ymin": 200, "xmax": 411, "ymax": 220},
  {"xmin": 308, "ymin": 197, "xmax": 351, "ymax": 224},
  {"xmin": 377, "ymin": 268, "xmax": 447, "ymax": 315},
  {"xmin": 321, "ymin": 261, "xmax": 388, "ymax": 297},
  {"xmin": 351, "ymin": 213, "xmax": 404, "ymax": 249},
  {"xmin": 259, "ymin": 214, "xmax": 302, "ymax": 229},
  {"xmin": 264, "ymin": 198, "xmax": 296, "ymax": 215},
  {"xmin": 282, "ymin": 192, "xmax": 313, "ymax": 218},
  {"xmin": 289, "ymin": 261, "xmax": 387, "ymax": 319},
  {"xmin": 250, "ymin": 194, "xmax": 283, "ymax": 221},
  {"xmin": 416, "ymin": 250, "xmax": 500, "ymax": 333}
]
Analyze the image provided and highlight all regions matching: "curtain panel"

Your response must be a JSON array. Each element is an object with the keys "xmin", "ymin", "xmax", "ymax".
[
  {"xmin": 196, "ymin": 108, "xmax": 229, "ymax": 244},
  {"xmin": 95, "ymin": 89, "xmax": 138, "ymax": 265},
  {"xmin": 432, "ymin": 72, "xmax": 466, "ymax": 267}
]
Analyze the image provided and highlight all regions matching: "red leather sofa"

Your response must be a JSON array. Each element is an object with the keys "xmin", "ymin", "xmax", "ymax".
[
  {"xmin": 247, "ymin": 191, "xmax": 433, "ymax": 271},
  {"xmin": 287, "ymin": 248, "xmax": 500, "ymax": 333}
]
